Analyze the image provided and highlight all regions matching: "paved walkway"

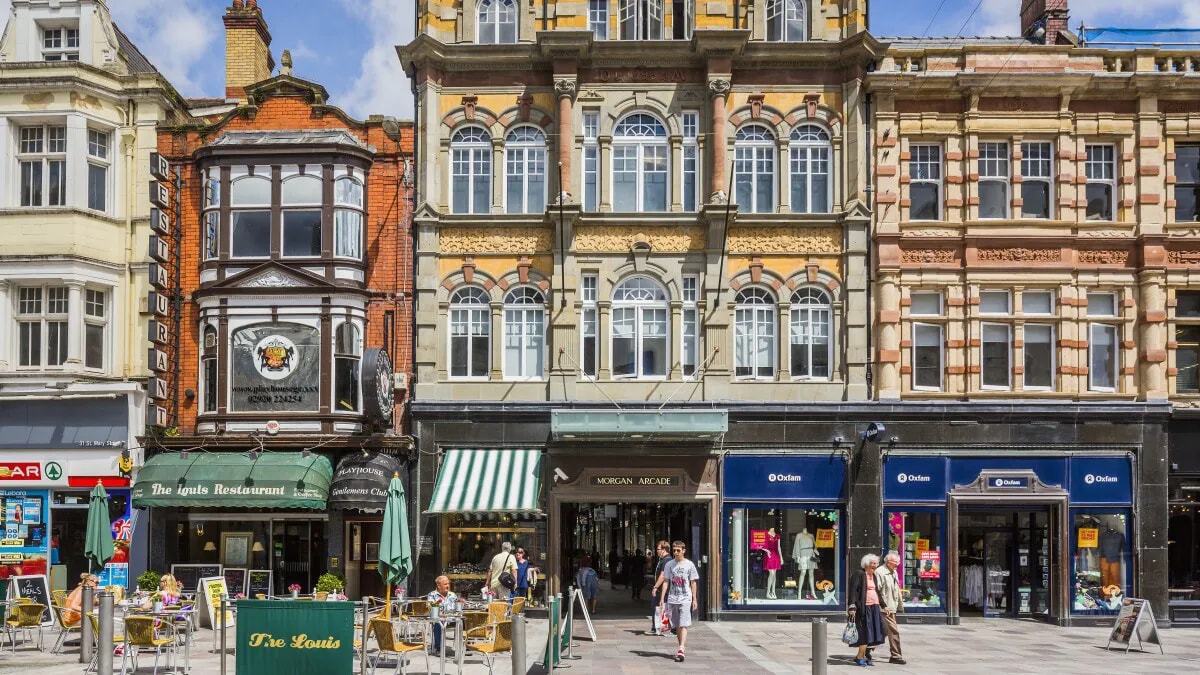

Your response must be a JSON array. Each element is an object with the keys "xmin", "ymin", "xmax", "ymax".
[{"xmin": 0, "ymin": 616, "xmax": 1195, "ymax": 674}]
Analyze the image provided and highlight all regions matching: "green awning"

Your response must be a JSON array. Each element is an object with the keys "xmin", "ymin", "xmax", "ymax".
[
  {"xmin": 132, "ymin": 452, "xmax": 333, "ymax": 509},
  {"xmin": 425, "ymin": 449, "xmax": 543, "ymax": 517}
]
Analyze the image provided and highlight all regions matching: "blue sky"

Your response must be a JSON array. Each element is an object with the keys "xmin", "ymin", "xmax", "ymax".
[{"xmin": 8, "ymin": 1, "xmax": 1200, "ymax": 119}]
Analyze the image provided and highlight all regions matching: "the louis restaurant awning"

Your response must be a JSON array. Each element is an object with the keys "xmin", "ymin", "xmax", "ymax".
[
  {"xmin": 425, "ymin": 449, "xmax": 543, "ymax": 517},
  {"xmin": 132, "ymin": 452, "xmax": 333, "ymax": 509}
]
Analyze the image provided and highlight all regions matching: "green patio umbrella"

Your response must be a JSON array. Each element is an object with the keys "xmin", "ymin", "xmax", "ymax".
[
  {"xmin": 377, "ymin": 473, "xmax": 412, "ymax": 619},
  {"xmin": 84, "ymin": 482, "xmax": 115, "ymax": 572}
]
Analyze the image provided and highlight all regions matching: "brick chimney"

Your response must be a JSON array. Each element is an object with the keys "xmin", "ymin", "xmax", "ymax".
[
  {"xmin": 1020, "ymin": 0, "xmax": 1070, "ymax": 45},
  {"xmin": 223, "ymin": 0, "xmax": 275, "ymax": 101}
]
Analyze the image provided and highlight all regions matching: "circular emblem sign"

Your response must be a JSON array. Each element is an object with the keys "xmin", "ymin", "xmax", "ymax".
[
  {"xmin": 254, "ymin": 335, "xmax": 297, "ymax": 380},
  {"xmin": 362, "ymin": 348, "xmax": 394, "ymax": 427},
  {"xmin": 45, "ymin": 462, "xmax": 63, "ymax": 481}
]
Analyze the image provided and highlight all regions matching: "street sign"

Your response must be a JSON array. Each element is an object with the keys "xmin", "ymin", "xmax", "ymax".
[{"xmin": 236, "ymin": 600, "xmax": 353, "ymax": 675}]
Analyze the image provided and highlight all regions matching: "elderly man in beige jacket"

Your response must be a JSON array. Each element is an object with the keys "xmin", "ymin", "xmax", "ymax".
[{"xmin": 874, "ymin": 551, "xmax": 906, "ymax": 664}]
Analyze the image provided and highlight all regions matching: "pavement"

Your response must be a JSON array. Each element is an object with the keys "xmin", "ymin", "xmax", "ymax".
[{"xmin": 0, "ymin": 614, "xmax": 1196, "ymax": 674}]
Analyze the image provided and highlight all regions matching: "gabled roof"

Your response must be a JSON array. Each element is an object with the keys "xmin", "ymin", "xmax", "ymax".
[
  {"xmin": 211, "ymin": 129, "xmax": 370, "ymax": 151},
  {"xmin": 112, "ymin": 23, "xmax": 160, "ymax": 75}
]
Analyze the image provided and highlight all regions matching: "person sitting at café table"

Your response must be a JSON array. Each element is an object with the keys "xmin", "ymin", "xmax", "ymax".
[
  {"xmin": 141, "ymin": 573, "xmax": 181, "ymax": 610},
  {"xmin": 63, "ymin": 573, "xmax": 100, "ymax": 625},
  {"xmin": 426, "ymin": 575, "xmax": 458, "ymax": 657}
]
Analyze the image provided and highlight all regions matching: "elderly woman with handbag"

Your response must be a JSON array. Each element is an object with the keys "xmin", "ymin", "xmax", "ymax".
[{"xmin": 846, "ymin": 553, "xmax": 887, "ymax": 667}]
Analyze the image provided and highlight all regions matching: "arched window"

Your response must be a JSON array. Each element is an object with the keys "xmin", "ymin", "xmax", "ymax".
[
  {"xmin": 201, "ymin": 325, "xmax": 217, "ymax": 413},
  {"xmin": 478, "ymin": 0, "xmax": 517, "ymax": 44},
  {"xmin": 505, "ymin": 127, "xmax": 547, "ymax": 214},
  {"xmin": 766, "ymin": 0, "xmax": 806, "ymax": 42},
  {"xmin": 229, "ymin": 173, "xmax": 271, "ymax": 258},
  {"xmin": 281, "ymin": 173, "xmax": 322, "ymax": 257},
  {"xmin": 734, "ymin": 124, "xmax": 776, "ymax": 213},
  {"xmin": 790, "ymin": 288, "xmax": 831, "ymax": 379},
  {"xmin": 612, "ymin": 277, "xmax": 669, "ymax": 378},
  {"xmin": 503, "ymin": 287, "xmax": 545, "ymax": 379},
  {"xmin": 734, "ymin": 288, "xmax": 776, "ymax": 379},
  {"xmin": 334, "ymin": 321, "xmax": 362, "ymax": 412},
  {"xmin": 612, "ymin": 114, "xmax": 668, "ymax": 212},
  {"xmin": 449, "ymin": 287, "xmax": 491, "ymax": 378},
  {"xmin": 790, "ymin": 124, "xmax": 831, "ymax": 213},
  {"xmin": 451, "ymin": 127, "xmax": 492, "ymax": 214},
  {"xmin": 334, "ymin": 175, "xmax": 364, "ymax": 259}
]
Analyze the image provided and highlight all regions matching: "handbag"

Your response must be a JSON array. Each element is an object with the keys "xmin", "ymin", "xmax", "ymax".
[
  {"xmin": 498, "ymin": 554, "xmax": 517, "ymax": 590},
  {"xmin": 840, "ymin": 620, "xmax": 859, "ymax": 646}
]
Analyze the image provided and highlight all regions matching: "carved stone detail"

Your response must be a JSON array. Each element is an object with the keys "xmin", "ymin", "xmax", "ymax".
[
  {"xmin": 1169, "ymin": 227, "xmax": 1200, "ymax": 238},
  {"xmin": 726, "ymin": 227, "xmax": 841, "ymax": 254},
  {"xmin": 976, "ymin": 247, "xmax": 1060, "ymax": 262},
  {"xmin": 240, "ymin": 269, "xmax": 306, "ymax": 288},
  {"xmin": 901, "ymin": 249, "xmax": 956, "ymax": 264},
  {"xmin": 582, "ymin": 67, "xmax": 702, "ymax": 84},
  {"xmin": 575, "ymin": 226, "xmax": 704, "ymax": 253},
  {"xmin": 1078, "ymin": 249, "xmax": 1129, "ymax": 265},
  {"xmin": 901, "ymin": 228, "xmax": 959, "ymax": 237},
  {"xmin": 1169, "ymin": 249, "xmax": 1200, "ymax": 265},
  {"xmin": 440, "ymin": 227, "xmax": 553, "ymax": 254},
  {"xmin": 554, "ymin": 79, "xmax": 577, "ymax": 98},
  {"xmin": 708, "ymin": 78, "xmax": 731, "ymax": 96},
  {"xmin": 1080, "ymin": 229, "xmax": 1132, "ymax": 238}
]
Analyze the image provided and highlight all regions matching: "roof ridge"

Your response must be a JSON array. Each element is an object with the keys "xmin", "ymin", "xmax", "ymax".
[{"xmin": 111, "ymin": 22, "xmax": 162, "ymax": 76}]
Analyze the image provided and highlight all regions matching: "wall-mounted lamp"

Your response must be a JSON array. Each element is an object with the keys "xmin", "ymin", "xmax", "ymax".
[
  {"xmin": 193, "ymin": 522, "xmax": 204, "ymax": 537},
  {"xmin": 203, "ymin": 541, "xmax": 216, "ymax": 552},
  {"xmin": 252, "ymin": 541, "xmax": 265, "ymax": 553}
]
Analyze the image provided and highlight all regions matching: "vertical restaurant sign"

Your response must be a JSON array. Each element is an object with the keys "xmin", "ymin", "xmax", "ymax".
[
  {"xmin": 146, "ymin": 152, "xmax": 172, "ymax": 429},
  {"xmin": 231, "ymin": 324, "xmax": 321, "ymax": 412}
]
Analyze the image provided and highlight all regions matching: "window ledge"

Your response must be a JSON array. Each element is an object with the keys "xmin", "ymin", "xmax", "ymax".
[{"xmin": 0, "ymin": 206, "xmax": 122, "ymax": 225}]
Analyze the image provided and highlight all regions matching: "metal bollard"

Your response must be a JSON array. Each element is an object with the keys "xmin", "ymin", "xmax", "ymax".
[
  {"xmin": 360, "ymin": 597, "xmax": 370, "ymax": 675},
  {"xmin": 811, "ymin": 617, "xmax": 827, "ymax": 675},
  {"xmin": 80, "ymin": 584, "xmax": 94, "ymax": 664},
  {"xmin": 97, "ymin": 591, "xmax": 114, "ymax": 675},
  {"xmin": 219, "ymin": 594, "xmax": 228, "ymax": 675},
  {"xmin": 511, "ymin": 612, "xmax": 526, "ymax": 675}
]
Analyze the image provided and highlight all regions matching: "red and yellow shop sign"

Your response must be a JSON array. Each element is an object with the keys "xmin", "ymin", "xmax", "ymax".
[
  {"xmin": 1078, "ymin": 528, "xmax": 1099, "ymax": 548},
  {"xmin": 915, "ymin": 539, "xmax": 930, "ymax": 555},
  {"xmin": 815, "ymin": 529, "xmax": 835, "ymax": 548}
]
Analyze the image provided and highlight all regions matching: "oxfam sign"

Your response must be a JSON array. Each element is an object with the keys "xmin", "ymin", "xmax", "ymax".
[
  {"xmin": 768, "ymin": 473, "xmax": 803, "ymax": 483},
  {"xmin": 1083, "ymin": 473, "xmax": 1119, "ymax": 485},
  {"xmin": 895, "ymin": 473, "xmax": 931, "ymax": 485}
]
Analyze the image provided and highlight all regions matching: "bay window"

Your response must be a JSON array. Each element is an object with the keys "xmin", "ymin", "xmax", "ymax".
[
  {"xmin": 281, "ymin": 172, "xmax": 323, "ymax": 258},
  {"xmin": 229, "ymin": 172, "xmax": 271, "ymax": 258},
  {"xmin": 18, "ymin": 125, "xmax": 66, "ymax": 207},
  {"xmin": 335, "ymin": 175, "xmax": 364, "ymax": 259},
  {"xmin": 84, "ymin": 289, "xmax": 106, "ymax": 370},
  {"xmin": 17, "ymin": 286, "xmax": 67, "ymax": 367},
  {"xmin": 87, "ymin": 129, "xmax": 110, "ymax": 212},
  {"xmin": 334, "ymin": 322, "xmax": 362, "ymax": 412}
]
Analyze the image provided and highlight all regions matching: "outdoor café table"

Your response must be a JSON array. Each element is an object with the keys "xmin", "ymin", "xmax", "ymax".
[
  {"xmin": 120, "ymin": 604, "xmax": 196, "ymax": 674},
  {"xmin": 422, "ymin": 611, "xmax": 465, "ymax": 675}
]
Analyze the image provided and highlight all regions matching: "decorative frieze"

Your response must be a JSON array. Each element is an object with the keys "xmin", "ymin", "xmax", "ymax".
[
  {"xmin": 901, "ymin": 228, "xmax": 958, "ymax": 238},
  {"xmin": 440, "ymin": 227, "xmax": 553, "ymax": 254},
  {"xmin": 574, "ymin": 226, "xmax": 705, "ymax": 253},
  {"xmin": 1169, "ymin": 249, "xmax": 1200, "ymax": 265},
  {"xmin": 901, "ymin": 249, "xmax": 956, "ymax": 264},
  {"xmin": 976, "ymin": 247, "xmax": 1061, "ymax": 263},
  {"xmin": 726, "ymin": 226, "xmax": 841, "ymax": 254},
  {"xmin": 1078, "ymin": 249, "xmax": 1130, "ymax": 265}
]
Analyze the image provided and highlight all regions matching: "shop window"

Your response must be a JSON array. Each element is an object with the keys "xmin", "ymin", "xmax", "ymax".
[
  {"xmin": 1073, "ymin": 512, "xmax": 1129, "ymax": 615},
  {"xmin": 580, "ymin": 274, "xmax": 598, "ymax": 377},
  {"xmin": 733, "ymin": 288, "xmax": 776, "ymax": 380},
  {"xmin": 908, "ymin": 144, "xmax": 942, "ymax": 221},
  {"xmin": 612, "ymin": 114, "xmax": 668, "ymax": 212},
  {"xmin": 477, "ymin": 0, "xmax": 517, "ymax": 44},
  {"xmin": 726, "ymin": 506, "xmax": 842, "ymax": 608},
  {"xmin": 790, "ymin": 125, "xmax": 831, "ymax": 214},
  {"xmin": 611, "ymin": 276, "xmax": 669, "ymax": 379},
  {"xmin": 201, "ymin": 326, "xmax": 218, "ymax": 413},
  {"xmin": 1174, "ymin": 144, "xmax": 1200, "ymax": 222},
  {"xmin": 449, "ymin": 287, "xmax": 491, "ymax": 378},
  {"xmin": 18, "ymin": 124, "xmax": 67, "ymax": 207},
  {"xmin": 451, "ymin": 127, "xmax": 492, "ymax": 214},
  {"xmin": 440, "ymin": 515, "xmax": 546, "ymax": 597},
  {"xmin": 334, "ymin": 321, "xmax": 362, "ymax": 412},
  {"xmin": 766, "ymin": 0, "xmax": 806, "ymax": 42},
  {"xmin": 1021, "ymin": 141, "xmax": 1053, "ymax": 219},
  {"xmin": 0, "ymin": 490, "xmax": 47, "ymax": 579},
  {"xmin": 978, "ymin": 142, "xmax": 1010, "ymax": 219},
  {"xmin": 503, "ymin": 287, "xmax": 546, "ymax": 380},
  {"xmin": 789, "ymin": 288, "xmax": 831, "ymax": 379},
  {"xmin": 1168, "ymin": 503, "xmax": 1200, "ymax": 599},
  {"xmin": 505, "ymin": 127, "xmax": 547, "ymax": 214},
  {"xmin": 734, "ymin": 124, "xmax": 776, "ymax": 214},
  {"xmin": 1177, "ymin": 291, "xmax": 1200, "ymax": 394},
  {"xmin": 1085, "ymin": 144, "xmax": 1116, "ymax": 221},
  {"xmin": 886, "ymin": 511, "xmax": 944, "ymax": 611}
]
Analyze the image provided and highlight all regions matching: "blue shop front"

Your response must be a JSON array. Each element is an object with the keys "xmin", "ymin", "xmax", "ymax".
[
  {"xmin": 721, "ymin": 453, "xmax": 848, "ymax": 615},
  {"xmin": 882, "ymin": 454, "xmax": 1134, "ymax": 626}
]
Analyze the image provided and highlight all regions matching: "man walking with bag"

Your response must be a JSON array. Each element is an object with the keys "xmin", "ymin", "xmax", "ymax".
[
  {"xmin": 876, "ymin": 551, "xmax": 906, "ymax": 664},
  {"xmin": 486, "ymin": 541, "xmax": 518, "ymax": 599},
  {"xmin": 648, "ymin": 540, "xmax": 670, "ymax": 635},
  {"xmin": 656, "ymin": 540, "xmax": 699, "ymax": 662}
]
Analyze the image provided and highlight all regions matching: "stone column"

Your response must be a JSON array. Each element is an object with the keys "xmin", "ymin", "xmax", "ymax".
[
  {"xmin": 1139, "ymin": 268, "xmax": 1168, "ymax": 401},
  {"xmin": 876, "ymin": 270, "xmax": 901, "ymax": 399},
  {"xmin": 490, "ymin": 301, "xmax": 504, "ymax": 379},
  {"xmin": 65, "ymin": 281, "xmax": 84, "ymax": 368},
  {"xmin": 708, "ymin": 78, "xmax": 731, "ymax": 202},
  {"xmin": 776, "ymin": 301, "xmax": 791, "ymax": 380},
  {"xmin": 0, "ymin": 281, "xmax": 8, "ymax": 369},
  {"xmin": 554, "ymin": 79, "xmax": 576, "ymax": 201},
  {"xmin": 491, "ymin": 137, "xmax": 505, "ymax": 213},
  {"xmin": 598, "ymin": 137, "xmax": 612, "ymax": 212},
  {"xmin": 670, "ymin": 136, "xmax": 683, "ymax": 212}
]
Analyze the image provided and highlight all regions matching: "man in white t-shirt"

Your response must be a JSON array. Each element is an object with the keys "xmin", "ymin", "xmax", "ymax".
[
  {"xmin": 485, "ymin": 541, "xmax": 518, "ymax": 598},
  {"xmin": 655, "ymin": 540, "xmax": 699, "ymax": 663}
]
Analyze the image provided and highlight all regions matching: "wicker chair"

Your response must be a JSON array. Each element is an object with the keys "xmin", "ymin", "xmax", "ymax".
[
  {"xmin": 50, "ymin": 603, "xmax": 81, "ymax": 654},
  {"xmin": 84, "ymin": 613, "xmax": 125, "ymax": 675},
  {"xmin": 465, "ymin": 620, "xmax": 512, "ymax": 675},
  {"xmin": 122, "ymin": 615, "xmax": 176, "ymax": 675},
  {"xmin": 464, "ymin": 601, "xmax": 509, "ymax": 641},
  {"xmin": 51, "ymin": 590, "xmax": 67, "ymax": 608},
  {"xmin": 5, "ymin": 603, "xmax": 45, "ymax": 652},
  {"xmin": 460, "ymin": 611, "xmax": 489, "ymax": 643},
  {"xmin": 368, "ymin": 617, "xmax": 427, "ymax": 675},
  {"xmin": 511, "ymin": 597, "xmax": 526, "ymax": 615},
  {"xmin": 401, "ymin": 599, "xmax": 429, "ymax": 620}
]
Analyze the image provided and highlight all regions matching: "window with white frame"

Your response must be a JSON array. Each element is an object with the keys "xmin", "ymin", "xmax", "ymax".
[
  {"xmin": 477, "ymin": 0, "xmax": 517, "ymax": 44},
  {"xmin": 18, "ymin": 125, "xmax": 67, "ymax": 207},
  {"xmin": 451, "ymin": 127, "xmax": 492, "ymax": 214},
  {"xmin": 734, "ymin": 125, "xmax": 776, "ymax": 214},
  {"xmin": 1021, "ymin": 141, "xmax": 1052, "ymax": 219},
  {"xmin": 682, "ymin": 111, "xmax": 700, "ymax": 211},
  {"xmin": 981, "ymin": 323, "xmax": 1010, "ymax": 388},
  {"xmin": 86, "ymin": 129, "xmax": 110, "ymax": 212},
  {"xmin": 1087, "ymin": 292, "xmax": 1119, "ymax": 391},
  {"xmin": 1085, "ymin": 144, "xmax": 1116, "ymax": 221},
  {"xmin": 611, "ymin": 277, "xmax": 669, "ymax": 379},
  {"xmin": 505, "ymin": 127, "xmax": 547, "ymax": 214},
  {"xmin": 333, "ymin": 321, "xmax": 362, "ymax": 412},
  {"xmin": 583, "ymin": 112, "xmax": 600, "ymax": 212},
  {"xmin": 790, "ymin": 288, "xmax": 831, "ymax": 379},
  {"xmin": 766, "ymin": 0, "xmax": 806, "ymax": 41},
  {"xmin": 910, "ymin": 290, "xmax": 943, "ymax": 317},
  {"xmin": 229, "ymin": 171, "xmax": 271, "ymax": 258},
  {"xmin": 681, "ymin": 275, "xmax": 700, "ymax": 378},
  {"xmin": 1022, "ymin": 290, "xmax": 1056, "ymax": 390},
  {"xmin": 334, "ymin": 175, "xmax": 364, "ymax": 259},
  {"xmin": 503, "ymin": 287, "xmax": 546, "ymax": 379},
  {"xmin": 203, "ymin": 168, "xmax": 221, "ymax": 260},
  {"xmin": 281, "ymin": 171, "xmax": 322, "ymax": 257},
  {"xmin": 912, "ymin": 323, "xmax": 942, "ymax": 390},
  {"xmin": 42, "ymin": 26, "xmax": 79, "ymax": 61},
  {"xmin": 449, "ymin": 287, "xmax": 491, "ymax": 378},
  {"xmin": 1175, "ymin": 145, "xmax": 1200, "ymax": 222},
  {"xmin": 670, "ymin": 0, "xmax": 693, "ymax": 39},
  {"xmin": 580, "ymin": 274, "xmax": 598, "ymax": 376},
  {"xmin": 978, "ymin": 142, "xmax": 1010, "ymax": 219},
  {"xmin": 618, "ymin": 0, "xmax": 664, "ymax": 39},
  {"xmin": 1176, "ymin": 291, "xmax": 1200, "ymax": 394},
  {"xmin": 734, "ymin": 288, "xmax": 776, "ymax": 379},
  {"xmin": 84, "ymin": 288, "xmax": 106, "ymax": 370},
  {"xmin": 909, "ymin": 144, "xmax": 942, "ymax": 220},
  {"xmin": 201, "ymin": 325, "xmax": 218, "ymax": 413},
  {"xmin": 612, "ymin": 114, "xmax": 668, "ymax": 212},
  {"xmin": 16, "ymin": 286, "xmax": 68, "ymax": 367},
  {"xmin": 979, "ymin": 290, "xmax": 1010, "ymax": 315},
  {"xmin": 589, "ymin": 0, "xmax": 609, "ymax": 39},
  {"xmin": 790, "ymin": 125, "xmax": 831, "ymax": 213}
]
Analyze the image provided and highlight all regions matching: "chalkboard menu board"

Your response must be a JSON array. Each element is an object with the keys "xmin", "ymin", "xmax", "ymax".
[
  {"xmin": 223, "ymin": 568, "xmax": 248, "ymax": 597},
  {"xmin": 12, "ymin": 574, "xmax": 53, "ymax": 625},
  {"xmin": 171, "ymin": 564, "xmax": 222, "ymax": 595},
  {"xmin": 247, "ymin": 569, "xmax": 273, "ymax": 599}
]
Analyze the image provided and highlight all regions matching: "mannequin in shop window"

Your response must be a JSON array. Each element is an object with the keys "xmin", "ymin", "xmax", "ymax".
[
  {"xmin": 793, "ymin": 528, "xmax": 818, "ymax": 600},
  {"xmin": 763, "ymin": 528, "xmax": 783, "ymax": 599},
  {"xmin": 1098, "ymin": 522, "xmax": 1125, "ymax": 594}
]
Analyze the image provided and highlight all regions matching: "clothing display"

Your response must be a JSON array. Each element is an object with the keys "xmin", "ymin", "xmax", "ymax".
[
  {"xmin": 960, "ymin": 564, "xmax": 984, "ymax": 608},
  {"xmin": 1098, "ymin": 529, "xmax": 1125, "ymax": 559},
  {"xmin": 793, "ymin": 531, "xmax": 816, "ymax": 563},
  {"xmin": 763, "ymin": 531, "xmax": 782, "ymax": 571}
]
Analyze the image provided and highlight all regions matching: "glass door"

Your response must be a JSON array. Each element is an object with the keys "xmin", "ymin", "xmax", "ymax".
[{"xmin": 983, "ymin": 530, "xmax": 1013, "ymax": 616}]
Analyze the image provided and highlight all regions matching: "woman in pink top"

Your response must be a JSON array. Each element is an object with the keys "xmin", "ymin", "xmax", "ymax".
[{"xmin": 847, "ymin": 554, "xmax": 886, "ymax": 666}]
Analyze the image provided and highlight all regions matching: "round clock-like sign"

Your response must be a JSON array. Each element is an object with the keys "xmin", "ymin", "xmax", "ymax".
[{"xmin": 362, "ymin": 348, "xmax": 394, "ymax": 427}]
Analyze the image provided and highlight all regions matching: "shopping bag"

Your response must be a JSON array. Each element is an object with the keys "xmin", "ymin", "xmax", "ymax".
[
  {"xmin": 652, "ymin": 604, "xmax": 665, "ymax": 633},
  {"xmin": 840, "ymin": 621, "xmax": 859, "ymax": 646},
  {"xmin": 661, "ymin": 605, "xmax": 672, "ymax": 632}
]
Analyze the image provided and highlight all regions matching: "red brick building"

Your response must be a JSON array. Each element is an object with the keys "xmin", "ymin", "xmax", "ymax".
[{"xmin": 135, "ymin": 0, "xmax": 413, "ymax": 599}]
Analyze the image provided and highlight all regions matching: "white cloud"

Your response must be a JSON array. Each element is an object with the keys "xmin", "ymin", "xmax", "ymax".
[
  {"xmin": 108, "ymin": 0, "xmax": 218, "ymax": 96},
  {"xmin": 335, "ymin": 0, "xmax": 413, "ymax": 119},
  {"xmin": 974, "ymin": 0, "xmax": 1200, "ymax": 38}
]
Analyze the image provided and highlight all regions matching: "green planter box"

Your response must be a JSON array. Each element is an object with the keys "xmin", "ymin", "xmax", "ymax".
[{"xmin": 236, "ymin": 600, "xmax": 354, "ymax": 675}]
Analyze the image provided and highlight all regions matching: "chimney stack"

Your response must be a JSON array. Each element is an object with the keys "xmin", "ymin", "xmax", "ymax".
[
  {"xmin": 1020, "ymin": 0, "xmax": 1071, "ymax": 45},
  {"xmin": 223, "ymin": 0, "xmax": 275, "ymax": 101}
]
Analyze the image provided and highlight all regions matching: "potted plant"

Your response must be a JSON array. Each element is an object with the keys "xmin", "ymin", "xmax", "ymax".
[
  {"xmin": 428, "ymin": 593, "xmax": 443, "ymax": 620},
  {"xmin": 288, "ymin": 583, "xmax": 302, "ymax": 599},
  {"xmin": 315, "ymin": 573, "xmax": 343, "ymax": 602},
  {"xmin": 137, "ymin": 570, "xmax": 162, "ymax": 592},
  {"xmin": 151, "ymin": 592, "xmax": 164, "ymax": 613}
]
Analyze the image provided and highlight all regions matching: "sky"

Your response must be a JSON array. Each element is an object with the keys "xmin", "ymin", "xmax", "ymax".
[{"xmin": 5, "ymin": 0, "xmax": 1200, "ymax": 120}]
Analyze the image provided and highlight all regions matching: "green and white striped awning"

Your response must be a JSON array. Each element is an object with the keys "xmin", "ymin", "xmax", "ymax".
[{"xmin": 425, "ymin": 449, "xmax": 544, "ymax": 517}]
